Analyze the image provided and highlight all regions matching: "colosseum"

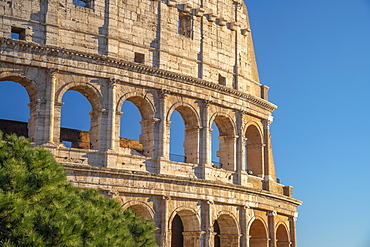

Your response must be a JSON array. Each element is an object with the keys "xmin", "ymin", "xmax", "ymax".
[{"xmin": 0, "ymin": 0, "xmax": 301, "ymax": 246}]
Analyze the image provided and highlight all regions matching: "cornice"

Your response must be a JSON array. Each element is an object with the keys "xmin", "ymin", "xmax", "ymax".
[
  {"xmin": 0, "ymin": 38, "xmax": 277, "ymax": 112},
  {"xmin": 63, "ymin": 163, "xmax": 302, "ymax": 209}
]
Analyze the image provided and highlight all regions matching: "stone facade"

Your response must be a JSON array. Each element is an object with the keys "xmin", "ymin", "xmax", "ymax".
[{"xmin": 0, "ymin": 0, "xmax": 301, "ymax": 246}]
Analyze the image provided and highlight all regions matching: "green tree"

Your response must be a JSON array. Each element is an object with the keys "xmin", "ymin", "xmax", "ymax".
[{"xmin": 0, "ymin": 132, "xmax": 157, "ymax": 247}]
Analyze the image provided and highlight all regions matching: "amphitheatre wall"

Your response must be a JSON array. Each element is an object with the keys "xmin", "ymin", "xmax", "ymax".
[{"xmin": 0, "ymin": 0, "xmax": 301, "ymax": 246}]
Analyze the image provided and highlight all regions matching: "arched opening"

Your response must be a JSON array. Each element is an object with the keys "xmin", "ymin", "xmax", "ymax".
[
  {"xmin": 169, "ymin": 110, "xmax": 185, "ymax": 162},
  {"xmin": 118, "ymin": 96, "xmax": 154, "ymax": 157},
  {"xmin": 0, "ymin": 81, "xmax": 30, "ymax": 138},
  {"xmin": 60, "ymin": 90, "xmax": 92, "ymax": 149},
  {"xmin": 126, "ymin": 204, "xmax": 153, "ymax": 221},
  {"xmin": 245, "ymin": 125, "xmax": 264, "ymax": 177},
  {"xmin": 213, "ymin": 220, "xmax": 221, "ymax": 247},
  {"xmin": 168, "ymin": 105, "xmax": 199, "ymax": 164},
  {"xmin": 120, "ymin": 100, "xmax": 143, "ymax": 154},
  {"xmin": 59, "ymin": 83, "xmax": 102, "ymax": 150},
  {"xmin": 211, "ymin": 121, "xmax": 220, "ymax": 167},
  {"xmin": 211, "ymin": 115, "xmax": 236, "ymax": 171},
  {"xmin": 276, "ymin": 224, "xmax": 290, "ymax": 247},
  {"xmin": 170, "ymin": 209, "xmax": 201, "ymax": 247},
  {"xmin": 214, "ymin": 214, "xmax": 239, "ymax": 247},
  {"xmin": 0, "ymin": 79, "xmax": 38, "ymax": 142},
  {"xmin": 249, "ymin": 219, "xmax": 268, "ymax": 247},
  {"xmin": 171, "ymin": 214, "xmax": 184, "ymax": 247}
]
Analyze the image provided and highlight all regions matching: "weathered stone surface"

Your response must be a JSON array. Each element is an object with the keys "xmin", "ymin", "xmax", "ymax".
[{"xmin": 0, "ymin": 0, "xmax": 301, "ymax": 246}]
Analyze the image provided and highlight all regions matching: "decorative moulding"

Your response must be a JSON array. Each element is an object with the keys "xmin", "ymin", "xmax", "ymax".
[
  {"xmin": 229, "ymin": 22, "xmax": 239, "ymax": 31},
  {"xmin": 206, "ymin": 13, "xmax": 217, "ymax": 22},
  {"xmin": 193, "ymin": 8, "xmax": 205, "ymax": 17},
  {"xmin": 217, "ymin": 17, "xmax": 227, "ymax": 26},
  {"xmin": 241, "ymin": 28, "xmax": 251, "ymax": 36},
  {"xmin": 167, "ymin": 0, "xmax": 176, "ymax": 7}
]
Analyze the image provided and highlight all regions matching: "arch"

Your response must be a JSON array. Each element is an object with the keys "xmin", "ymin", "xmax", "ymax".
[
  {"xmin": 0, "ymin": 75, "xmax": 39, "ymax": 142},
  {"xmin": 248, "ymin": 217, "xmax": 269, "ymax": 247},
  {"xmin": 210, "ymin": 112, "xmax": 237, "ymax": 171},
  {"xmin": 168, "ymin": 207, "xmax": 201, "ymax": 232},
  {"xmin": 166, "ymin": 102, "xmax": 200, "ymax": 128},
  {"xmin": 0, "ymin": 73, "xmax": 39, "ymax": 103},
  {"xmin": 245, "ymin": 122, "xmax": 264, "ymax": 177},
  {"xmin": 169, "ymin": 207, "xmax": 201, "ymax": 247},
  {"xmin": 167, "ymin": 102, "xmax": 200, "ymax": 164},
  {"xmin": 117, "ymin": 92, "xmax": 155, "ymax": 120},
  {"xmin": 214, "ymin": 211, "xmax": 240, "ymax": 247},
  {"xmin": 209, "ymin": 112, "xmax": 236, "ymax": 136},
  {"xmin": 117, "ymin": 92, "xmax": 156, "ymax": 156},
  {"xmin": 276, "ymin": 223, "xmax": 290, "ymax": 247},
  {"xmin": 56, "ymin": 82, "xmax": 102, "ymax": 111},
  {"xmin": 121, "ymin": 201, "xmax": 155, "ymax": 221},
  {"xmin": 57, "ymin": 82, "xmax": 103, "ymax": 150}
]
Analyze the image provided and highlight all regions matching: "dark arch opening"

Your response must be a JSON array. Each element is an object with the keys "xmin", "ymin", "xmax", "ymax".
[
  {"xmin": 276, "ymin": 224, "xmax": 289, "ymax": 247},
  {"xmin": 214, "ymin": 220, "xmax": 221, "ymax": 247},
  {"xmin": 249, "ymin": 219, "xmax": 268, "ymax": 247},
  {"xmin": 171, "ymin": 214, "xmax": 184, "ymax": 247}
]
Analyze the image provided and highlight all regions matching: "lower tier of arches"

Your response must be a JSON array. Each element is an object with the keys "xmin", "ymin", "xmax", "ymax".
[{"xmin": 63, "ymin": 163, "xmax": 300, "ymax": 247}]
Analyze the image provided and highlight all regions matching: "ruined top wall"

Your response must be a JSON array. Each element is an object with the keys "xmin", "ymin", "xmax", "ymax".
[{"xmin": 0, "ymin": 0, "xmax": 263, "ymax": 97}]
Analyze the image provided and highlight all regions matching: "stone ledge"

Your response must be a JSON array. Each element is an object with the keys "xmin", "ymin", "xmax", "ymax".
[{"xmin": 0, "ymin": 38, "xmax": 277, "ymax": 112}]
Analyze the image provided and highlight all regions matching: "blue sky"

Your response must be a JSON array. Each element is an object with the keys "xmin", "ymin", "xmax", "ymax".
[
  {"xmin": 1, "ymin": 1, "xmax": 370, "ymax": 246},
  {"xmin": 246, "ymin": 0, "xmax": 370, "ymax": 246}
]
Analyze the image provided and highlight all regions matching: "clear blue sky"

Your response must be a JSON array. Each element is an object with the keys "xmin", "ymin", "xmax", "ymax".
[
  {"xmin": 246, "ymin": 0, "xmax": 370, "ymax": 246},
  {"xmin": 1, "ymin": 1, "xmax": 370, "ymax": 246}
]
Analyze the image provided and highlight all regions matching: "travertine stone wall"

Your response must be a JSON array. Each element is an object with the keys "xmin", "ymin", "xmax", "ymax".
[{"xmin": 0, "ymin": 0, "xmax": 301, "ymax": 246}]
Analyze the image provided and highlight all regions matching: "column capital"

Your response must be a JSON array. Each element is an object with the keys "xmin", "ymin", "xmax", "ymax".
[
  {"xmin": 158, "ymin": 89, "xmax": 170, "ymax": 98},
  {"xmin": 109, "ymin": 78, "xmax": 120, "ymax": 88},
  {"xmin": 267, "ymin": 211, "xmax": 277, "ymax": 217},
  {"xmin": 262, "ymin": 116, "xmax": 274, "ymax": 128},
  {"xmin": 202, "ymin": 99, "xmax": 212, "ymax": 107}
]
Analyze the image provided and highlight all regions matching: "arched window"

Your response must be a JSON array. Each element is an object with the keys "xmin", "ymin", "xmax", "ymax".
[
  {"xmin": 117, "ymin": 96, "xmax": 154, "ymax": 157},
  {"xmin": 249, "ymin": 219, "xmax": 268, "ymax": 247},
  {"xmin": 211, "ymin": 115, "xmax": 236, "ymax": 171},
  {"xmin": 276, "ymin": 224, "xmax": 290, "ymax": 247},
  {"xmin": 245, "ymin": 125, "xmax": 264, "ymax": 176},
  {"xmin": 214, "ymin": 214, "xmax": 239, "ymax": 247},
  {"xmin": 0, "ymin": 81, "xmax": 30, "ymax": 138},
  {"xmin": 169, "ymin": 110, "xmax": 185, "ymax": 162},
  {"xmin": 60, "ymin": 90, "xmax": 92, "ymax": 149},
  {"xmin": 211, "ymin": 121, "xmax": 220, "ymax": 167},
  {"xmin": 119, "ymin": 100, "xmax": 143, "ymax": 154}
]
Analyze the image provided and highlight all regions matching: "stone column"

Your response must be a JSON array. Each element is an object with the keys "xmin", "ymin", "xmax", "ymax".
[
  {"xmin": 199, "ymin": 99, "xmax": 212, "ymax": 179},
  {"xmin": 289, "ymin": 216, "xmax": 298, "ymax": 247},
  {"xmin": 235, "ymin": 110, "xmax": 246, "ymax": 184},
  {"xmin": 154, "ymin": 89, "xmax": 170, "ymax": 164},
  {"xmin": 202, "ymin": 200, "xmax": 214, "ymax": 247},
  {"xmin": 104, "ymin": 78, "xmax": 119, "ymax": 167},
  {"xmin": 239, "ymin": 206, "xmax": 249, "ymax": 247},
  {"xmin": 28, "ymin": 98, "xmax": 46, "ymax": 145},
  {"xmin": 160, "ymin": 196, "xmax": 171, "ymax": 247},
  {"xmin": 262, "ymin": 117, "xmax": 273, "ymax": 190},
  {"xmin": 42, "ymin": 68, "xmax": 58, "ymax": 146},
  {"xmin": 105, "ymin": 78, "xmax": 118, "ymax": 151},
  {"xmin": 267, "ymin": 211, "xmax": 277, "ymax": 247}
]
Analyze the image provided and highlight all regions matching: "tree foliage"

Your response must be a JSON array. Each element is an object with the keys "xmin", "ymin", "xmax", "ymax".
[{"xmin": 0, "ymin": 132, "xmax": 157, "ymax": 247}]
